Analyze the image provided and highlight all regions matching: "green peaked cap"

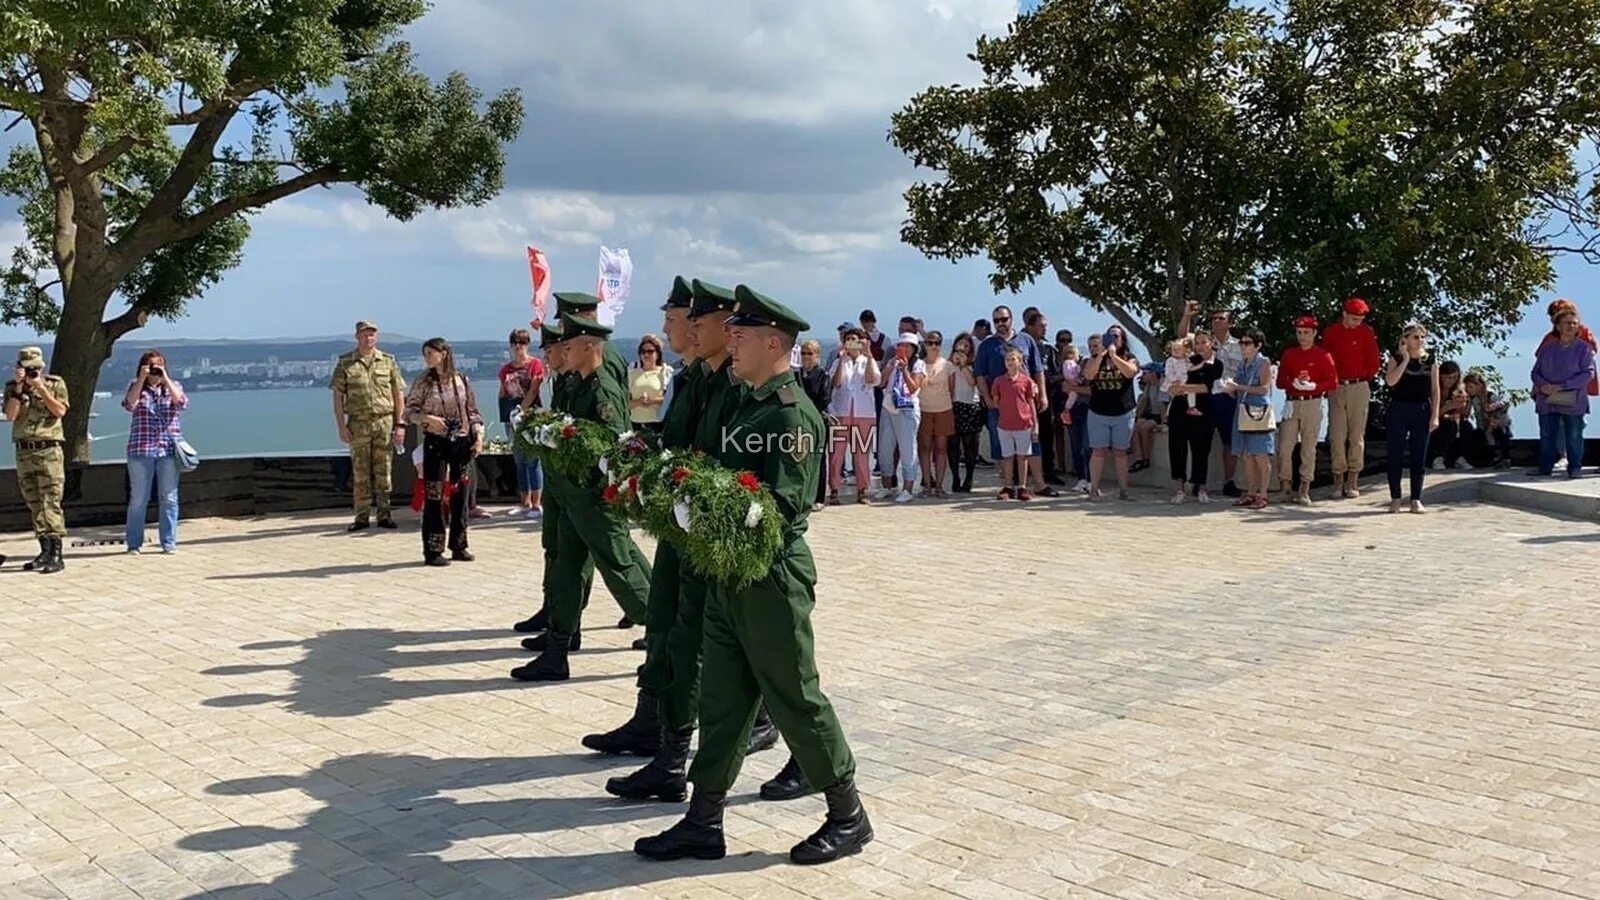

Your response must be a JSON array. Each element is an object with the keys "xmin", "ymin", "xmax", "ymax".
[
  {"xmin": 538, "ymin": 322, "xmax": 563, "ymax": 349},
  {"xmin": 558, "ymin": 311, "xmax": 613, "ymax": 340},
  {"xmin": 661, "ymin": 276, "xmax": 694, "ymax": 310},
  {"xmin": 728, "ymin": 285, "xmax": 809, "ymax": 338},
  {"xmin": 687, "ymin": 279, "xmax": 737, "ymax": 319},
  {"xmin": 553, "ymin": 292, "xmax": 602, "ymax": 315}
]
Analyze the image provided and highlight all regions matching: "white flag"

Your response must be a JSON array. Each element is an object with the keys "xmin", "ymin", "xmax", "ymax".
[{"xmin": 596, "ymin": 247, "xmax": 633, "ymax": 327}]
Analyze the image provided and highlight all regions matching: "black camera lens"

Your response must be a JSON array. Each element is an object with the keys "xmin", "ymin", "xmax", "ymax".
[
  {"xmin": 149, "ymin": 366, "xmax": 163, "ymax": 376},
  {"xmin": 23, "ymin": 368, "xmax": 40, "ymax": 377}
]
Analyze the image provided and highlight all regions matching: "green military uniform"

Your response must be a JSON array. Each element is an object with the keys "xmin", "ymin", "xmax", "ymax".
[
  {"xmin": 531, "ymin": 323, "xmax": 595, "ymax": 627},
  {"xmin": 6, "ymin": 346, "xmax": 70, "ymax": 574},
  {"xmin": 329, "ymin": 322, "xmax": 406, "ymax": 523},
  {"xmin": 636, "ymin": 286, "xmax": 870, "ymax": 866},
  {"xmin": 517, "ymin": 312, "xmax": 653, "ymax": 682}
]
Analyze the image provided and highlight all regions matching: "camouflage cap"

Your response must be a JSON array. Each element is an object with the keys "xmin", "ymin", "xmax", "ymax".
[
  {"xmin": 16, "ymin": 346, "xmax": 44, "ymax": 367},
  {"xmin": 355, "ymin": 320, "xmax": 378, "ymax": 334}
]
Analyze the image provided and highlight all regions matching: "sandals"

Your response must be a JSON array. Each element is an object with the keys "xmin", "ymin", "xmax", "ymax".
[{"xmin": 826, "ymin": 492, "xmax": 841, "ymax": 507}]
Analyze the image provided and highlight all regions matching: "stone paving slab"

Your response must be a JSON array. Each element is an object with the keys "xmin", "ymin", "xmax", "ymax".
[{"xmin": 2, "ymin": 486, "xmax": 1598, "ymax": 899}]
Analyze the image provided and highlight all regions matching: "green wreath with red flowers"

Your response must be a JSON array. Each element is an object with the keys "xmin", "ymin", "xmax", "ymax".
[
  {"xmin": 598, "ymin": 431, "xmax": 783, "ymax": 587},
  {"xmin": 513, "ymin": 409, "xmax": 614, "ymax": 480}
]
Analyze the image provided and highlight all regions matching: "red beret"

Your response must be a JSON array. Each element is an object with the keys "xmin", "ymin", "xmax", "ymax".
[
  {"xmin": 1293, "ymin": 315, "xmax": 1319, "ymax": 329},
  {"xmin": 1343, "ymin": 297, "xmax": 1370, "ymax": 316}
]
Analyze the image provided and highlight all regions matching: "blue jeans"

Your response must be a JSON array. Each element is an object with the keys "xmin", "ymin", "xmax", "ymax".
[
  {"xmin": 512, "ymin": 445, "xmax": 544, "ymax": 493},
  {"xmin": 879, "ymin": 407, "xmax": 922, "ymax": 486},
  {"xmin": 1538, "ymin": 412, "xmax": 1586, "ymax": 475},
  {"xmin": 126, "ymin": 455, "xmax": 179, "ymax": 550},
  {"xmin": 1067, "ymin": 409, "xmax": 1089, "ymax": 477},
  {"xmin": 985, "ymin": 407, "xmax": 1003, "ymax": 461}
]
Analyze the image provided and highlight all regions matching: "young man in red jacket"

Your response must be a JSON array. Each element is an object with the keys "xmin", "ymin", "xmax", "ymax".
[
  {"xmin": 1321, "ymin": 298, "xmax": 1381, "ymax": 498},
  {"xmin": 1276, "ymin": 315, "xmax": 1339, "ymax": 504}
]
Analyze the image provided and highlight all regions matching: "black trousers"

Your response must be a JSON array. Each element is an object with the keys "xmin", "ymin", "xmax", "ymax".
[
  {"xmin": 1386, "ymin": 401, "xmax": 1431, "ymax": 501},
  {"xmin": 422, "ymin": 433, "xmax": 473, "ymax": 559},
  {"xmin": 1168, "ymin": 408, "xmax": 1215, "ymax": 491},
  {"xmin": 1428, "ymin": 418, "xmax": 1467, "ymax": 466}
]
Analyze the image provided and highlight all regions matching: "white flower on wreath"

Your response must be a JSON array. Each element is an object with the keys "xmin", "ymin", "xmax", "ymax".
[
  {"xmin": 618, "ymin": 430, "xmax": 635, "ymax": 444},
  {"xmin": 743, "ymin": 502, "xmax": 763, "ymax": 529},
  {"xmin": 597, "ymin": 455, "xmax": 610, "ymax": 477},
  {"xmin": 673, "ymin": 499, "xmax": 693, "ymax": 532}
]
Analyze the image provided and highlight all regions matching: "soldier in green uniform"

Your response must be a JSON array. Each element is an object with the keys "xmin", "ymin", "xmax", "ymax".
[
  {"xmin": 513, "ymin": 310, "xmax": 653, "ymax": 682},
  {"xmin": 510, "ymin": 323, "xmax": 596, "ymax": 647},
  {"xmin": 329, "ymin": 321, "xmax": 407, "ymax": 531},
  {"xmin": 635, "ymin": 286, "xmax": 872, "ymax": 866},
  {"xmin": 4, "ymin": 346, "xmax": 71, "ymax": 573},
  {"xmin": 595, "ymin": 278, "xmax": 779, "ymax": 796}
]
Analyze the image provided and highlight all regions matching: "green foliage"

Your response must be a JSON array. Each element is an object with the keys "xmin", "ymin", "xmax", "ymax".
[
  {"xmin": 0, "ymin": 0, "xmax": 522, "ymax": 426},
  {"xmin": 514, "ymin": 410, "xmax": 614, "ymax": 482},
  {"xmin": 891, "ymin": 0, "xmax": 1600, "ymax": 357}
]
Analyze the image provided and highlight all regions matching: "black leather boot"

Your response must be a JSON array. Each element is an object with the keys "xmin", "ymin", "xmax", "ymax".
[
  {"xmin": 746, "ymin": 705, "xmax": 779, "ymax": 755},
  {"xmin": 509, "ymin": 631, "xmax": 570, "ymax": 682},
  {"xmin": 759, "ymin": 755, "xmax": 815, "ymax": 802},
  {"xmin": 634, "ymin": 789, "xmax": 726, "ymax": 861},
  {"xmin": 790, "ymin": 779, "xmax": 872, "ymax": 865},
  {"xmin": 35, "ymin": 537, "xmax": 64, "ymax": 575},
  {"xmin": 606, "ymin": 724, "xmax": 691, "ymax": 802},
  {"xmin": 581, "ymin": 690, "xmax": 660, "ymax": 756},
  {"xmin": 521, "ymin": 629, "xmax": 581, "ymax": 652},
  {"xmin": 21, "ymin": 536, "xmax": 48, "ymax": 571},
  {"xmin": 512, "ymin": 608, "xmax": 550, "ymax": 633}
]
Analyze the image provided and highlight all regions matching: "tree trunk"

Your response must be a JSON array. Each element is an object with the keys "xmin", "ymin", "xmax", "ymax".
[{"xmin": 48, "ymin": 280, "xmax": 117, "ymax": 465}]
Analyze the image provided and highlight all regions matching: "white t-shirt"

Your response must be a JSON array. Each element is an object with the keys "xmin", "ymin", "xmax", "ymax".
[
  {"xmin": 881, "ymin": 359, "xmax": 929, "ymax": 414},
  {"xmin": 1215, "ymin": 335, "xmax": 1244, "ymax": 382},
  {"xmin": 827, "ymin": 354, "xmax": 877, "ymax": 419}
]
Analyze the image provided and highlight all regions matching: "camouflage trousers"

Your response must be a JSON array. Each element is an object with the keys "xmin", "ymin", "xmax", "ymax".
[
  {"xmin": 348, "ymin": 417, "xmax": 395, "ymax": 518},
  {"xmin": 15, "ymin": 444, "xmax": 66, "ymax": 538}
]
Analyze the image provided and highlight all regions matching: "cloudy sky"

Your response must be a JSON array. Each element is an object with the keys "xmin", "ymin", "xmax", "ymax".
[{"xmin": 0, "ymin": 0, "xmax": 1593, "ymax": 356}]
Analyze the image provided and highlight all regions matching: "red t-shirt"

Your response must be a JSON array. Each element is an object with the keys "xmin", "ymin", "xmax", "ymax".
[
  {"xmin": 1321, "ymin": 321, "xmax": 1380, "ymax": 382},
  {"xmin": 1276, "ymin": 345, "xmax": 1338, "ymax": 399},
  {"xmin": 497, "ymin": 358, "xmax": 545, "ymax": 401},
  {"xmin": 992, "ymin": 371, "xmax": 1038, "ymax": 430}
]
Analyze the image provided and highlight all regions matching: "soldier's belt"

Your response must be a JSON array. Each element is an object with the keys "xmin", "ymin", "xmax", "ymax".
[{"xmin": 14, "ymin": 440, "xmax": 63, "ymax": 450}]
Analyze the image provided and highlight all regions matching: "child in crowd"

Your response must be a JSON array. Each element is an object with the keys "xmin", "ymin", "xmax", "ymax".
[
  {"xmin": 993, "ymin": 347, "xmax": 1040, "ymax": 500},
  {"xmin": 1163, "ymin": 337, "xmax": 1200, "ymax": 416},
  {"xmin": 1059, "ymin": 344, "xmax": 1083, "ymax": 425}
]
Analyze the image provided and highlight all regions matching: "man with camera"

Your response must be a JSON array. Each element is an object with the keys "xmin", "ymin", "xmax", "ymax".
[{"xmin": 4, "ymin": 346, "xmax": 71, "ymax": 573}]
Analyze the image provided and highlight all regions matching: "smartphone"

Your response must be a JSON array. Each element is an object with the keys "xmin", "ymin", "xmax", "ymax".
[
  {"xmin": 896, "ymin": 345, "xmax": 908, "ymax": 362},
  {"xmin": 846, "ymin": 338, "xmax": 864, "ymax": 351}
]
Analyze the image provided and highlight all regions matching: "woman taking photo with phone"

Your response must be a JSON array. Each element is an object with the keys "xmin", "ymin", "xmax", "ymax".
[
  {"xmin": 826, "ymin": 326, "xmax": 879, "ymax": 504},
  {"xmin": 1385, "ymin": 323, "xmax": 1442, "ymax": 513},
  {"xmin": 122, "ymin": 350, "xmax": 189, "ymax": 554},
  {"xmin": 405, "ymin": 338, "xmax": 484, "ymax": 565}
]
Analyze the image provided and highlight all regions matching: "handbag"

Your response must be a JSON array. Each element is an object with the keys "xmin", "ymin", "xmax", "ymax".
[
  {"xmin": 1237, "ymin": 402, "xmax": 1276, "ymax": 433},
  {"xmin": 1548, "ymin": 389, "xmax": 1578, "ymax": 409},
  {"xmin": 172, "ymin": 438, "xmax": 200, "ymax": 472}
]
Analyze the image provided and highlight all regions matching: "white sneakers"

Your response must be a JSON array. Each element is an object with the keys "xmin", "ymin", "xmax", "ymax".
[
  {"xmin": 1075, "ymin": 479, "xmax": 1091, "ymax": 493},
  {"xmin": 894, "ymin": 490, "xmax": 914, "ymax": 503}
]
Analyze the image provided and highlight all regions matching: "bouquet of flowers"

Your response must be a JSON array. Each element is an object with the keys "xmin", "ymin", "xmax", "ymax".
[{"xmin": 513, "ymin": 409, "xmax": 614, "ymax": 480}]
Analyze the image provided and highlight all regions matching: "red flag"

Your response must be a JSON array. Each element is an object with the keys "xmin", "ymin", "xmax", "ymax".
[{"xmin": 527, "ymin": 246, "xmax": 551, "ymax": 324}]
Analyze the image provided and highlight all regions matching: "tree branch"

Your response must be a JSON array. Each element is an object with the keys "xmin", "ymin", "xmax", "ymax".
[
  {"xmin": 100, "ymin": 305, "xmax": 150, "ymax": 343},
  {"xmin": 167, "ymin": 166, "xmax": 340, "ymax": 244},
  {"xmin": 78, "ymin": 136, "xmax": 136, "ymax": 175},
  {"xmin": 1049, "ymin": 256, "xmax": 1156, "ymax": 351}
]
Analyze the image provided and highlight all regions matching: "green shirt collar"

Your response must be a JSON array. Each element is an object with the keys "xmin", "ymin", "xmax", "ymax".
[{"xmin": 749, "ymin": 369, "xmax": 797, "ymax": 401}]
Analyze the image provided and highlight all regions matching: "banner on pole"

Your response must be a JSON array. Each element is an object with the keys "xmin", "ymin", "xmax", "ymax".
[
  {"xmin": 596, "ymin": 246, "xmax": 632, "ymax": 328},
  {"xmin": 527, "ymin": 246, "xmax": 551, "ymax": 324}
]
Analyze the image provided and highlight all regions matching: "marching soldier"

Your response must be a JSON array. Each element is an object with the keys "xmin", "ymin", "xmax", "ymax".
[
  {"xmin": 513, "ymin": 309, "xmax": 652, "ymax": 682},
  {"xmin": 4, "ymin": 346, "xmax": 70, "ymax": 573},
  {"xmin": 329, "ymin": 321, "xmax": 407, "ymax": 531},
  {"xmin": 513, "ymin": 322, "xmax": 596, "ymax": 638},
  {"xmin": 635, "ymin": 286, "xmax": 871, "ymax": 865}
]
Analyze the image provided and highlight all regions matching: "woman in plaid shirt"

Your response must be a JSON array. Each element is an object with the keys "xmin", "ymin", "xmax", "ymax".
[{"xmin": 122, "ymin": 350, "xmax": 189, "ymax": 553}]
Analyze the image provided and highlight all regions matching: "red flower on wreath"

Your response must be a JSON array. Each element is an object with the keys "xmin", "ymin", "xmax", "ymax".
[
  {"xmin": 602, "ymin": 483, "xmax": 619, "ymax": 503},
  {"xmin": 671, "ymin": 467, "xmax": 691, "ymax": 485},
  {"xmin": 627, "ymin": 476, "xmax": 640, "ymax": 495},
  {"xmin": 737, "ymin": 472, "xmax": 761, "ymax": 493},
  {"xmin": 561, "ymin": 424, "xmax": 577, "ymax": 438}
]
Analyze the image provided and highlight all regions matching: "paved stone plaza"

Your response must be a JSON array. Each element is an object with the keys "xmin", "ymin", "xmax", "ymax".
[{"xmin": 1, "ymin": 488, "xmax": 1597, "ymax": 899}]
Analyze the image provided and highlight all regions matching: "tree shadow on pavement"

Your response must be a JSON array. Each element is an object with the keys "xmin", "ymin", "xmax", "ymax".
[
  {"xmin": 176, "ymin": 752, "xmax": 780, "ymax": 899},
  {"xmin": 201, "ymin": 628, "xmax": 628, "ymax": 717}
]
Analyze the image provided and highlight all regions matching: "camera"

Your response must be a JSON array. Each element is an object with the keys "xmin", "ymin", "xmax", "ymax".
[
  {"xmin": 23, "ymin": 367, "xmax": 41, "ymax": 380},
  {"xmin": 444, "ymin": 417, "xmax": 461, "ymax": 434},
  {"xmin": 148, "ymin": 366, "xmax": 164, "ymax": 377}
]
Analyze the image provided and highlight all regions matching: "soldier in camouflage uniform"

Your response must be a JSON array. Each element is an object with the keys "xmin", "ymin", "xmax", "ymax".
[
  {"xmin": 329, "ymin": 321, "xmax": 407, "ymax": 531},
  {"xmin": 4, "ymin": 346, "xmax": 70, "ymax": 573}
]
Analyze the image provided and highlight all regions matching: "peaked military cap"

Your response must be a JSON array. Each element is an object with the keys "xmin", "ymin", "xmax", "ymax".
[
  {"xmin": 539, "ymin": 322, "xmax": 564, "ymax": 349},
  {"xmin": 661, "ymin": 276, "xmax": 694, "ymax": 311},
  {"xmin": 554, "ymin": 292, "xmax": 602, "ymax": 316},
  {"xmin": 728, "ymin": 285, "xmax": 809, "ymax": 338},
  {"xmin": 687, "ymin": 279, "xmax": 737, "ymax": 319},
  {"xmin": 559, "ymin": 311, "xmax": 613, "ymax": 341}
]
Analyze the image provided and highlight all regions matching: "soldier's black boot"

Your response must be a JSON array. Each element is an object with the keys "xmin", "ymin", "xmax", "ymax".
[
  {"xmin": 21, "ymin": 536, "xmax": 48, "ymax": 571},
  {"xmin": 759, "ymin": 755, "xmax": 815, "ymax": 802},
  {"xmin": 581, "ymin": 689, "xmax": 660, "ymax": 756},
  {"xmin": 521, "ymin": 629, "xmax": 581, "ymax": 652},
  {"xmin": 36, "ymin": 537, "xmax": 64, "ymax": 575},
  {"xmin": 509, "ymin": 631, "xmax": 570, "ymax": 682},
  {"xmin": 634, "ymin": 789, "xmax": 726, "ymax": 861},
  {"xmin": 790, "ymin": 779, "xmax": 872, "ymax": 865},
  {"xmin": 746, "ymin": 705, "xmax": 779, "ymax": 755},
  {"xmin": 606, "ymin": 724, "xmax": 691, "ymax": 802},
  {"xmin": 512, "ymin": 608, "xmax": 551, "ymax": 633}
]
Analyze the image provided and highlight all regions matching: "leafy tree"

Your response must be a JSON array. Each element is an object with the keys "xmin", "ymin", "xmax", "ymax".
[
  {"xmin": 890, "ymin": 0, "xmax": 1600, "ymax": 358},
  {"xmin": 1, "ymin": 1, "xmax": 523, "ymax": 461}
]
